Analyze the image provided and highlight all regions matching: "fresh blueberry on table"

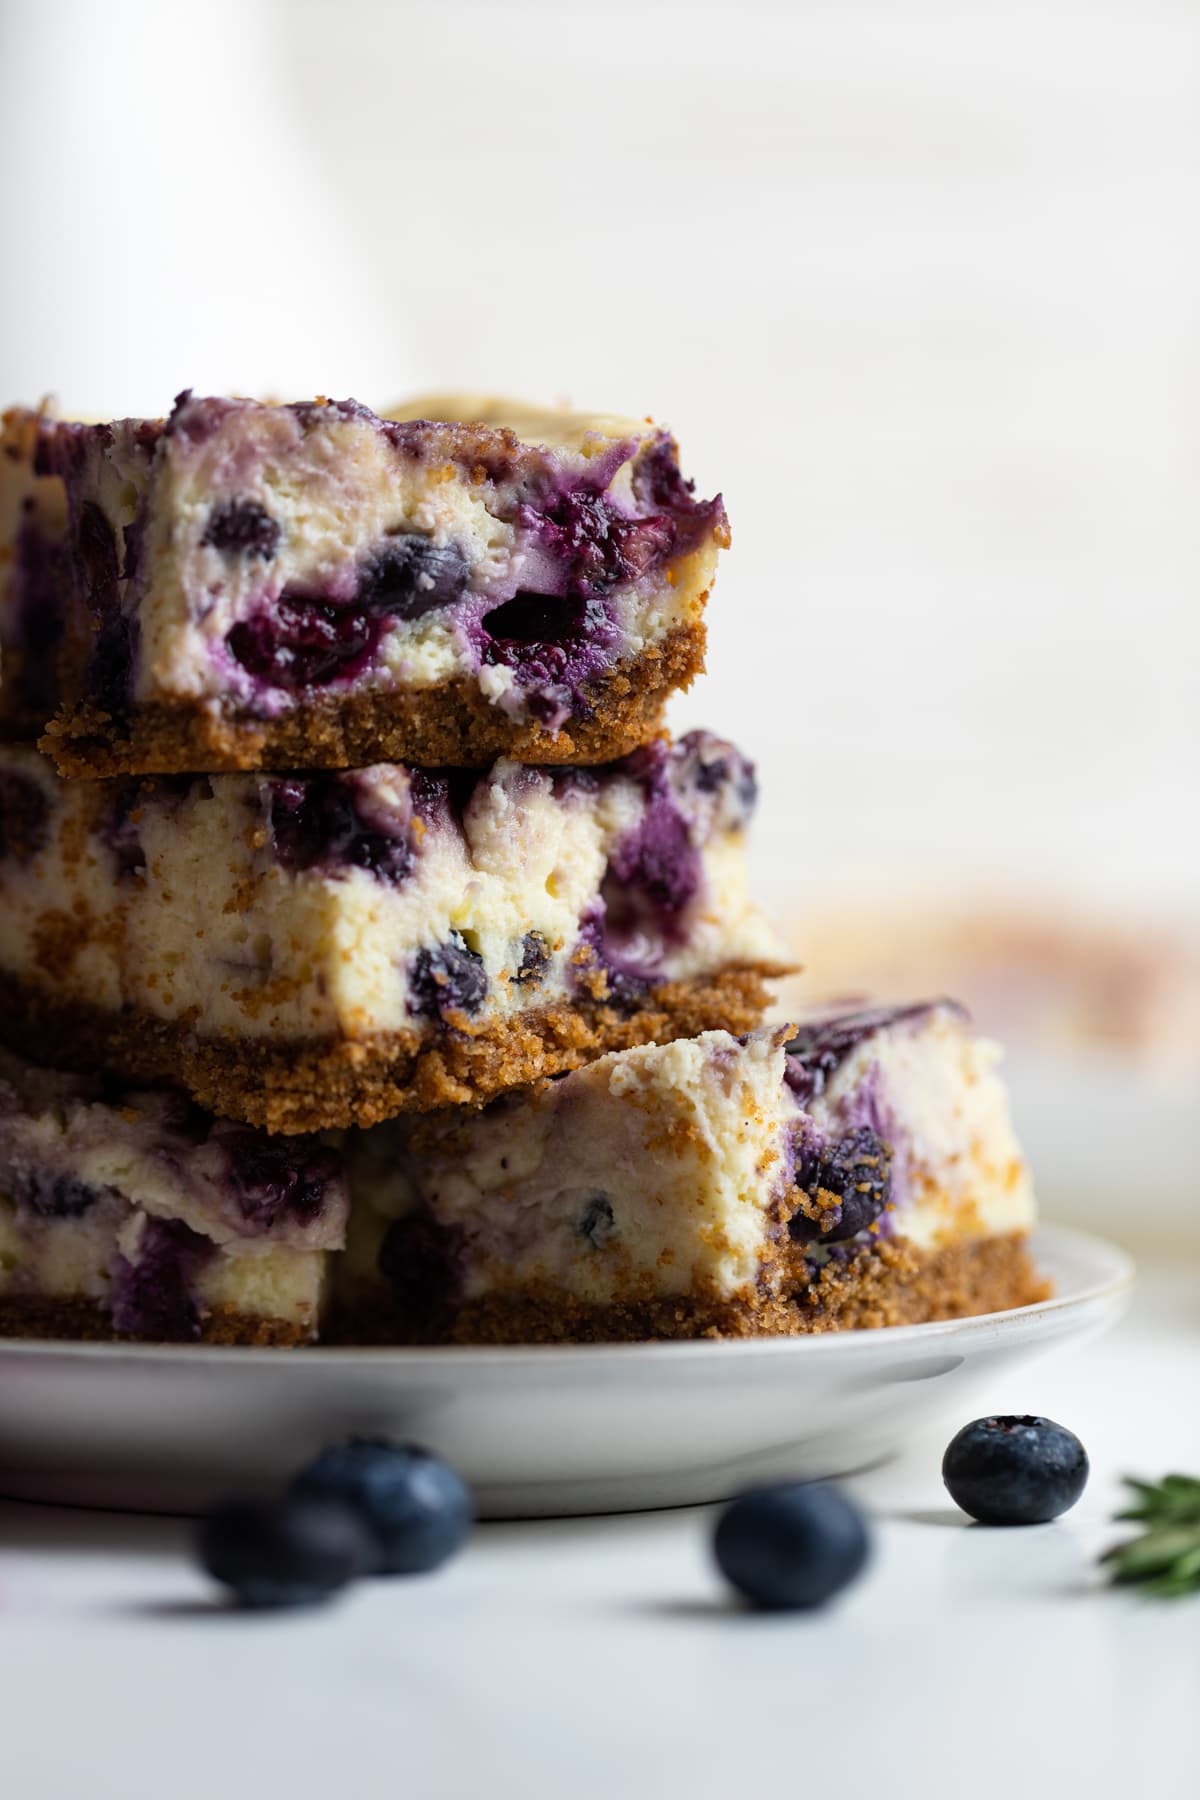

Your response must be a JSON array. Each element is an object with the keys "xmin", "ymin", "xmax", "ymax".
[
  {"xmin": 713, "ymin": 1481, "xmax": 871, "ymax": 1610},
  {"xmin": 292, "ymin": 1439, "xmax": 473, "ymax": 1575},
  {"xmin": 198, "ymin": 1495, "xmax": 374, "ymax": 1609},
  {"xmin": 942, "ymin": 1415, "xmax": 1089, "ymax": 1524}
]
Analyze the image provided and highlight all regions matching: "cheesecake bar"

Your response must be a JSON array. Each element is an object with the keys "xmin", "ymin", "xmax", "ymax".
[
  {"xmin": 18, "ymin": 392, "xmax": 724, "ymax": 776},
  {"xmin": 0, "ymin": 407, "xmax": 69, "ymax": 736},
  {"xmin": 338, "ymin": 1001, "xmax": 1047, "ymax": 1342},
  {"xmin": 0, "ymin": 1050, "xmax": 347, "ymax": 1344},
  {"xmin": 0, "ymin": 731, "xmax": 784, "ymax": 1132}
]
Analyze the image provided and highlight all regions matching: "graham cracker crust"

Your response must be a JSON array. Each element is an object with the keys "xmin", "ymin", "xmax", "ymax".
[
  {"xmin": 0, "ymin": 962, "xmax": 778, "ymax": 1133},
  {"xmin": 39, "ymin": 622, "xmax": 706, "ymax": 778},
  {"xmin": 335, "ymin": 1234, "xmax": 1050, "ymax": 1345},
  {"xmin": 0, "ymin": 1237, "xmax": 1048, "ymax": 1349},
  {"xmin": 0, "ymin": 1294, "xmax": 311, "ymax": 1347}
]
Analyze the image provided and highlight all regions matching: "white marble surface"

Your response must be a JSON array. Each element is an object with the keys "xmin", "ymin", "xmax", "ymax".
[{"xmin": 1, "ymin": 1258, "xmax": 1197, "ymax": 1800}]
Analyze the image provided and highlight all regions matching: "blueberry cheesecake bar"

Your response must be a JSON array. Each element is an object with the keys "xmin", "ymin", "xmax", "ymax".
[
  {"xmin": 16, "ymin": 391, "xmax": 724, "ymax": 777},
  {"xmin": 0, "ymin": 731, "xmax": 785, "ymax": 1132},
  {"xmin": 0, "ymin": 1050, "xmax": 347, "ymax": 1344},
  {"xmin": 338, "ymin": 1001, "xmax": 1047, "ymax": 1342}
]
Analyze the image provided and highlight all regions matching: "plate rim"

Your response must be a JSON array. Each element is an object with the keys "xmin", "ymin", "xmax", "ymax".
[{"xmin": 0, "ymin": 1222, "xmax": 1133, "ymax": 1372}]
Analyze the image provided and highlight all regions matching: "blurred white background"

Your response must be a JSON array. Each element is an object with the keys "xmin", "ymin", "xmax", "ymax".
[{"xmin": 2, "ymin": 0, "xmax": 1197, "ymax": 978}]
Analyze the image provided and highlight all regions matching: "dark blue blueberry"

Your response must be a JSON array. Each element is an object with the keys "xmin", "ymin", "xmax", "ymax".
[
  {"xmin": 408, "ymin": 935, "xmax": 487, "ymax": 1020},
  {"xmin": 685, "ymin": 738, "xmax": 758, "ymax": 820},
  {"xmin": 630, "ymin": 439, "xmax": 697, "ymax": 514},
  {"xmin": 607, "ymin": 794, "xmax": 698, "ymax": 918},
  {"xmin": 789, "ymin": 1127, "xmax": 892, "ymax": 1245},
  {"xmin": 110, "ymin": 1217, "xmax": 211, "ymax": 1341},
  {"xmin": 215, "ymin": 1124, "xmax": 340, "ymax": 1230},
  {"xmin": 197, "ymin": 1495, "xmax": 374, "ymax": 1608},
  {"xmin": 575, "ymin": 915, "xmax": 654, "ymax": 1013},
  {"xmin": 359, "ymin": 535, "xmax": 468, "ymax": 620},
  {"xmin": 628, "ymin": 439, "xmax": 728, "ymax": 560},
  {"xmin": 578, "ymin": 1193, "xmax": 615, "ymax": 1248},
  {"xmin": 713, "ymin": 1482, "xmax": 871, "ymax": 1610},
  {"xmin": 480, "ymin": 592, "xmax": 612, "ymax": 705},
  {"xmin": 8, "ymin": 1167, "xmax": 108, "ymax": 1218},
  {"xmin": 267, "ymin": 776, "xmax": 413, "ymax": 885},
  {"xmin": 203, "ymin": 499, "xmax": 281, "ymax": 560},
  {"xmin": 228, "ymin": 595, "xmax": 382, "ymax": 691},
  {"xmin": 784, "ymin": 1003, "xmax": 956, "ymax": 1108},
  {"xmin": 522, "ymin": 488, "xmax": 676, "ymax": 596},
  {"xmin": 0, "ymin": 771, "xmax": 49, "ymax": 863},
  {"xmin": 517, "ymin": 930, "xmax": 550, "ymax": 984},
  {"xmin": 292, "ymin": 1439, "xmax": 472, "ymax": 1576},
  {"xmin": 942, "ymin": 1416, "xmax": 1089, "ymax": 1525},
  {"xmin": 377, "ymin": 1214, "xmax": 465, "ymax": 1331}
]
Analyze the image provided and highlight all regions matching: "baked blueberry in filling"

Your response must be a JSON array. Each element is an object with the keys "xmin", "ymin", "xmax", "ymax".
[
  {"xmin": 377, "ymin": 1213, "xmax": 465, "ymax": 1329},
  {"xmin": 203, "ymin": 500, "xmax": 281, "ymax": 560},
  {"xmin": 518, "ymin": 488, "xmax": 676, "ymax": 596},
  {"xmin": 789, "ymin": 1126, "xmax": 892, "ymax": 1245},
  {"xmin": 7, "ymin": 1167, "xmax": 112, "ymax": 1219},
  {"xmin": 784, "ymin": 1004, "xmax": 951, "ymax": 1108},
  {"xmin": 228, "ymin": 596, "xmax": 382, "ymax": 691},
  {"xmin": 578, "ymin": 1193, "xmax": 615, "ymax": 1248},
  {"xmin": 607, "ymin": 794, "xmax": 698, "ymax": 921},
  {"xmin": 517, "ymin": 931, "xmax": 550, "ymax": 983},
  {"xmin": 0, "ymin": 771, "xmax": 49, "ymax": 862},
  {"xmin": 576, "ymin": 914, "xmax": 655, "ymax": 1011},
  {"xmin": 215, "ymin": 1124, "xmax": 339, "ymax": 1230},
  {"xmin": 267, "ymin": 775, "xmax": 414, "ymax": 883},
  {"xmin": 359, "ymin": 534, "xmax": 468, "ymax": 621},
  {"xmin": 227, "ymin": 534, "xmax": 470, "ymax": 693},
  {"xmin": 110, "ymin": 1216, "xmax": 212, "ymax": 1341},
  {"xmin": 480, "ymin": 591, "xmax": 615, "ymax": 711},
  {"xmin": 408, "ymin": 936, "xmax": 488, "ymax": 1021}
]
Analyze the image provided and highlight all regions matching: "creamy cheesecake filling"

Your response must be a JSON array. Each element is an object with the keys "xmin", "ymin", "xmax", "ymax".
[
  {"xmin": 0, "ymin": 731, "xmax": 777, "ymax": 1047},
  {"xmin": 25, "ymin": 393, "xmax": 725, "ymax": 734},
  {"xmin": 0, "ymin": 1052, "xmax": 347, "ymax": 1339},
  {"xmin": 342, "ymin": 1002, "xmax": 1037, "ymax": 1326}
]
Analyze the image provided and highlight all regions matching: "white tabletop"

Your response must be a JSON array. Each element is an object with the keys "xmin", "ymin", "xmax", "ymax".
[{"xmin": 2, "ymin": 1257, "xmax": 1198, "ymax": 1800}]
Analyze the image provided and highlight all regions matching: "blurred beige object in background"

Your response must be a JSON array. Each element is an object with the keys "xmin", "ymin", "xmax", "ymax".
[
  {"xmin": 774, "ymin": 897, "xmax": 1200, "ymax": 1255},
  {"xmin": 778, "ymin": 902, "xmax": 1200, "ymax": 1077}
]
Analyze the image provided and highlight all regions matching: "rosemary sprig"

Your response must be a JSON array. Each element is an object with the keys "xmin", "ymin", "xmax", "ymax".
[{"xmin": 1102, "ymin": 1475, "xmax": 1200, "ymax": 1598}]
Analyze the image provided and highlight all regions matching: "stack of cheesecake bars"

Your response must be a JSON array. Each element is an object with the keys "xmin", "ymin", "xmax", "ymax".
[{"xmin": 0, "ymin": 393, "xmax": 1046, "ymax": 1346}]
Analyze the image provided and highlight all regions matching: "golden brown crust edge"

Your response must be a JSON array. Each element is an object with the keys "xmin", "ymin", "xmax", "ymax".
[
  {"xmin": 39, "ymin": 622, "xmax": 707, "ymax": 778},
  {"xmin": 0, "ymin": 963, "xmax": 779, "ymax": 1133},
  {"xmin": 0, "ymin": 1294, "xmax": 311, "ymax": 1347},
  {"xmin": 336, "ymin": 1234, "xmax": 1051, "ymax": 1346},
  {"xmin": 0, "ymin": 1237, "xmax": 1048, "ymax": 1348}
]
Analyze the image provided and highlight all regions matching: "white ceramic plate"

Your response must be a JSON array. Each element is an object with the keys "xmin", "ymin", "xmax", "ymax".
[{"xmin": 0, "ymin": 1224, "xmax": 1131, "ymax": 1519}]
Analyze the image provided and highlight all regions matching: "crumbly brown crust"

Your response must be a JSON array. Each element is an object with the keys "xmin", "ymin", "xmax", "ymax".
[
  {"xmin": 0, "ymin": 1236, "xmax": 1047, "ymax": 1348},
  {"xmin": 39, "ymin": 622, "xmax": 707, "ymax": 778},
  {"xmin": 0, "ymin": 1294, "xmax": 311, "ymax": 1347},
  {"xmin": 0, "ymin": 963, "xmax": 779, "ymax": 1133},
  {"xmin": 335, "ymin": 1234, "xmax": 1050, "ymax": 1345}
]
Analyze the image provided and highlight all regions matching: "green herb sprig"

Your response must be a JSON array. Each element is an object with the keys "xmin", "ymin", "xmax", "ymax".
[{"xmin": 1102, "ymin": 1475, "xmax": 1200, "ymax": 1598}]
